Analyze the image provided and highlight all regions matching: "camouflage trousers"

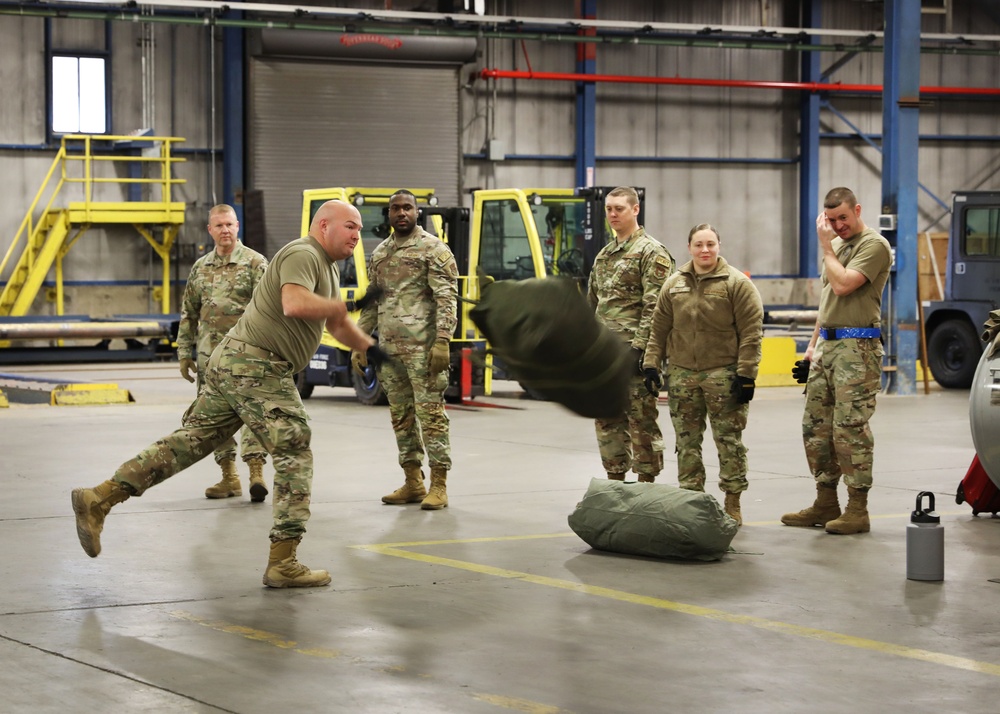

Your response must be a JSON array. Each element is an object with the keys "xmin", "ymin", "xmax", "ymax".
[
  {"xmin": 114, "ymin": 338, "xmax": 313, "ymax": 541},
  {"xmin": 594, "ymin": 373, "xmax": 664, "ymax": 478},
  {"xmin": 667, "ymin": 365, "xmax": 749, "ymax": 494},
  {"xmin": 378, "ymin": 351, "xmax": 451, "ymax": 470},
  {"xmin": 802, "ymin": 337, "xmax": 882, "ymax": 490},
  {"xmin": 195, "ymin": 363, "xmax": 267, "ymax": 465}
]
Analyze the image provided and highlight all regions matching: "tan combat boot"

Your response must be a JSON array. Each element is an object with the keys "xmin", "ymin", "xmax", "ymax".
[
  {"xmin": 381, "ymin": 463, "xmax": 427, "ymax": 505},
  {"xmin": 607, "ymin": 473, "xmax": 626, "ymax": 481},
  {"xmin": 638, "ymin": 474, "xmax": 656, "ymax": 483},
  {"xmin": 262, "ymin": 538, "xmax": 331, "ymax": 588},
  {"xmin": 71, "ymin": 479, "xmax": 131, "ymax": 557},
  {"xmin": 825, "ymin": 486, "xmax": 871, "ymax": 535},
  {"xmin": 205, "ymin": 459, "xmax": 241, "ymax": 499},
  {"xmin": 781, "ymin": 483, "xmax": 841, "ymax": 527},
  {"xmin": 421, "ymin": 466, "xmax": 448, "ymax": 510},
  {"xmin": 724, "ymin": 492, "xmax": 743, "ymax": 526},
  {"xmin": 247, "ymin": 458, "xmax": 268, "ymax": 503}
]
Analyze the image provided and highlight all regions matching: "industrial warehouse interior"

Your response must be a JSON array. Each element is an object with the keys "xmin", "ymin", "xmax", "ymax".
[{"xmin": 3, "ymin": 0, "xmax": 1000, "ymax": 712}]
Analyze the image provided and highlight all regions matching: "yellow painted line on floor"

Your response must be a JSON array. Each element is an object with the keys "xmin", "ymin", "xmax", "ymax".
[
  {"xmin": 168, "ymin": 610, "xmax": 566, "ymax": 712},
  {"xmin": 352, "ymin": 535, "xmax": 1000, "ymax": 679},
  {"xmin": 472, "ymin": 693, "xmax": 564, "ymax": 713},
  {"xmin": 168, "ymin": 610, "xmax": 342, "ymax": 658}
]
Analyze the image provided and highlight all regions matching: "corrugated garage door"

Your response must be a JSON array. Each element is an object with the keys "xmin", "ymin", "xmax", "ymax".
[{"xmin": 250, "ymin": 60, "xmax": 461, "ymax": 257}]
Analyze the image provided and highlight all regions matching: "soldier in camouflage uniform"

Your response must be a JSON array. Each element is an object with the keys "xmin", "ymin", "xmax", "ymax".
[
  {"xmin": 642, "ymin": 224, "xmax": 763, "ymax": 525},
  {"xmin": 176, "ymin": 205, "xmax": 270, "ymax": 502},
  {"xmin": 356, "ymin": 190, "xmax": 459, "ymax": 510},
  {"xmin": 587, "ymin": 186, "xmax": 674, "ymax": 483},
  {"xmin": 782, "ymin": 187, "xmax": 891, "ymax": 535},
  {"xmin": 71, "ymin": 200, "xmax": 389, "ymax": 588}
]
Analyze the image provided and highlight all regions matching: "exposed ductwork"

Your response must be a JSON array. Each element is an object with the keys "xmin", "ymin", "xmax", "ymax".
[
  {"xmin": 13, "ymin": 0, "xmax": 1000, "ymax": 54},
  {"xmin": 259, "ymin": 29, "xmax": 477, "ymax": 64}
]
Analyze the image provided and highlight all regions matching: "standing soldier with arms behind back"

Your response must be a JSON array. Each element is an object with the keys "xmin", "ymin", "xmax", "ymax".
[
  {"xmin": 355, "ymin": 189, "xmax": 459, "ymax": 510},
  {"xmin": 177, "ymin": 204, "xmax": 270, "ymax": 503},
  {"xmin": 782, "ymin": 187, "xmax": 892, "ymax": 535},
  {"xmin": 587, "ymin": 186, "xmax": 674, "ymax": 483}
]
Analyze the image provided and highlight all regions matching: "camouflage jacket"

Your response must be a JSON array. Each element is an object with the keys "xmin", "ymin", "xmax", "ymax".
[
  {"xmin": 358, "ymin": 227, "xmax": 459, "ymax": 356},
  {"xmin": 176, "ymin": 242, "xmax": 268, "ymax": 366},
  {"xmin": 644, "ymin": 257, "xmax": 764, "ymax": 379},
  {"xmin": 586, "ymin": 226, "xmax": 674, "ymax": 349}
]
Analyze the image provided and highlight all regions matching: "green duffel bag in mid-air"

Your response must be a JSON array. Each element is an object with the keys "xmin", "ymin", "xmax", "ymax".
[
  {"xmin": 469, "ymin": 276, "xmax": 633, "ymax": 419},
  {"xmin": 568, "ymin": 478, "xmax": 739, "ymax": 561}
]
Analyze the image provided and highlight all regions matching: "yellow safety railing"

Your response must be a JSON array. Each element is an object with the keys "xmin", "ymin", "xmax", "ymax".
[
  {"xmin": 0, "ymin": 134, "xmax": 186, "ymax": 317},
  {"xmin": 0, "ymin": 141, "xmax": 69, "ymax": 283}
]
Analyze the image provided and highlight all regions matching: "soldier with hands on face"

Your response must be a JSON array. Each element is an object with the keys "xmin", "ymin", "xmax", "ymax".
[
  {"xmin": 782, "ymin": 187, "xmax": 891, "ymax": 535},
  {"xmin": 176, "ymin": 204, "xmax": 270, "ymax": 503},
  {"xmin": 587, "ymin": 186, "xmax": 674, "ymax": 484},
  {"xmin": 643, "ymin": 224, "xmax": 763, "ymax": 525},
  {"xmin": 71, "ymin": 200, "xmax": 389, "ymax": 588},
  {"xmin": 355, "ymin": 190, "xmax": 459, "ymax": 510}
]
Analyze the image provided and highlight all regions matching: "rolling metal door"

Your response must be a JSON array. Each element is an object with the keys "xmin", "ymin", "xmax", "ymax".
[{"xmin": 250, "ymin": 60, "xmax": 460, "ymax": 256}]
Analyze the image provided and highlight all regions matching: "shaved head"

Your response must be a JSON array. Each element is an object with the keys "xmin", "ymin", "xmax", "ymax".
[{"xmin": 309, "ymin": 200, "xmax": 363, "ymax": 261}]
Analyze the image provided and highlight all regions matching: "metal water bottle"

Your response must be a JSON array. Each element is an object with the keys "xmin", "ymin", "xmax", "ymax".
[{"xmin": 906, "ymin": 491, "xmax": 944, "ymax": 581}]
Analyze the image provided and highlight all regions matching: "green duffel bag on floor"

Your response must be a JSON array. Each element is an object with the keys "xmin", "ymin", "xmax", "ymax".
[{"xmin": 568, "ymin": 478, "xmax": 738, "ymax": 561}]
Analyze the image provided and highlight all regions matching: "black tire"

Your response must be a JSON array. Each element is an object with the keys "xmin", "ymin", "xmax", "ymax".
[
  {"xmin": 927, "ymin": 318, "xmax": 981, "ymax": 389},
  {"xmin": 352, "ymin": 365, "xmax": 388, "ymax": 406},
  {"xmin": 294, "ymin": 370, "xmax": 314, "ymax": 400},
  {"xmin": 956, "ymin": 481, "xmax": 965, "ymax": 505}
]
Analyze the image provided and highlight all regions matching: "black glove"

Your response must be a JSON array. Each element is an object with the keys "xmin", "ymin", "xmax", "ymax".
[
  {"xmin": 643, "ymin": 368, "xmax": 662, "ymax": 397},
  {"xmin": 352, "ymin": 285, "xmax": 385, "ymax": 311},
  {"xmin": 731, "ymin": 375, "xmax": 755, "ymax": 404},
  {"xmin": 791, "ymin": 359, "xmax": 810, "ymax": 384},
  {"xmin": 630, "ymin": 347, "xmax": 645, "ymax": 376},
  {"xmin": 365, "ymin": 343, "xmax": 391, "ymax": 368}
]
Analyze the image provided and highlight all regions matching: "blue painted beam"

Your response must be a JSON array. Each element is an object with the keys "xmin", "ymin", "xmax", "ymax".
[
  {"xmin": 575, "ymin": 0, "xmax": 597, "ymax": 188},
  {"xmin": 882, "ymin": 0, "xmax": 921, "ymax": 395},
  {"xmin": 221, "ymin": 11, "xmax": 244, "ymax": 224},
  {"xmin": 821, "ymin": 102, "xmax": 949, "ymax": 213},
  {"xmin": 799, "ymin": 0, "xmax": 822, "ymax": 279}
]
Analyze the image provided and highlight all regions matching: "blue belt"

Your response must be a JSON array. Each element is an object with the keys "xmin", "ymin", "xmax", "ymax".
[{"xmin": 819, "ymin": 327, "xmax": 881, "ymax": 340}]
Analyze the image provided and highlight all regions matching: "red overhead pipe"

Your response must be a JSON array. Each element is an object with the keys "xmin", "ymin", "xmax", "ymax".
[{"xmin": 479, "ymin": 68, "xmax": 1000, "ymax": 97}]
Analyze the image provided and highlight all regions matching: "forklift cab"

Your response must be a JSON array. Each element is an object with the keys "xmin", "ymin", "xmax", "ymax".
[{"xmin": 470, "ymin": 186, "xmax": 645, "ymax": 287}]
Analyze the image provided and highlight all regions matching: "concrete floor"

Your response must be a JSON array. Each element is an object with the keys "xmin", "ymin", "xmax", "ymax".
[{"xmin": 1, "ymin": 362, "xmax": 998, "ymax": 714}]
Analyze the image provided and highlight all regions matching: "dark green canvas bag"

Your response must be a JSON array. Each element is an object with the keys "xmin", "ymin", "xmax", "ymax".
[
  {"xmin": 568, "ymin": 478, "xmax": 739, "ymax": 561},
  {"xmin": 469, "ymin": 277, "xmax": 632, "ymax": 419}
]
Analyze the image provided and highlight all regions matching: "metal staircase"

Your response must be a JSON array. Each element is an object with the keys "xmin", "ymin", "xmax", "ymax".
[{"xmin": 0, "ymin": 133, "xmax": 187, "ymax": 318}]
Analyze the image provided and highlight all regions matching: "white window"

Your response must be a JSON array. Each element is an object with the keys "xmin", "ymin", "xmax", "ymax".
[{"xmin": 52, "ymin": 55, "xmax": 107, "ymax": 134}]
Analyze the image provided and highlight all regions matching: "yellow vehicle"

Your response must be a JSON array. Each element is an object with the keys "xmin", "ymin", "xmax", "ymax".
[{"xmin": 294, "ymin": 186, "xmax": 635, "ymax": 404}]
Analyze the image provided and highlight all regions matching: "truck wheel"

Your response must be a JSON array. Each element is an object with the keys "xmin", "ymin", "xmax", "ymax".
[
  {"xmin": 928, "ymin": 319, "xmax": 981, "ymax": 389},
  {"xmin": 352, "ymin": 365, "xmax": 388, "ymax": 406},
  {"xmin": 294, "ymin": 370, "xmax": 314, "ymax": 399}
]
